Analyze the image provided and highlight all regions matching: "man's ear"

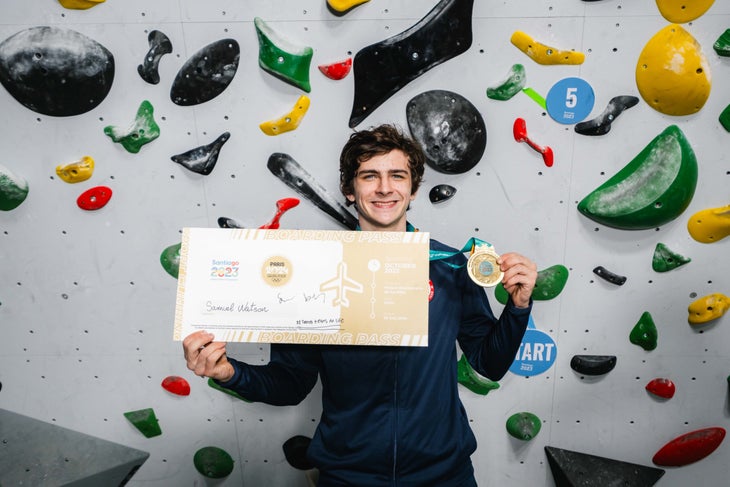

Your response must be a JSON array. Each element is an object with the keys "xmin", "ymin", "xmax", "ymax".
[{"xmin": 346, "ymin": 193, "xmax": 355, "ymax": 202}]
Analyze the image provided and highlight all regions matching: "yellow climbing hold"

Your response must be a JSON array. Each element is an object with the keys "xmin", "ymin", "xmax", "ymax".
[
  {"xmin": 636, "ymin": 24, "xmax": 711, "ymax": 116},
  {"xmin": 259, "ymin": 95, "xmax": 311, "ymax": 136},
  {"xmin": 688, "ymin": 293, "xmax": 729, "ymax": 325},
  {"xmin": 58, "ymin": 0, "xmax": 105, "ymax": 9},
  {"xmin": 510, "ymin": 31, "xmax": 585, "ymax": 65},
  {"xmin": 655, "ymin": 0, "xmax": 715, "ymax": 23},
  {"xmin": 327, "ymin": 0, "xmax": 370, "ymax": 14},
  {"xmin": 687, "ymin": 205, "xmax": 730, "ymax": 243},
  {"xmin": 55, "ymin": 156, "xmax": 94, "ymax": 183}
]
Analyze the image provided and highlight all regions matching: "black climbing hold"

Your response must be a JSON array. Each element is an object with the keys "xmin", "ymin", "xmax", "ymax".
[
  {"xmin": 137, "ymin": 30, "xmax": 172, "ymax": 85},
  {"xmin": 348, "ymin": 0, "xmax": 474, "ymax": 127},
  {"xmin": 575, "ymin": 95, "xmax": 639, "ymax": 136},
  {"xmin": 407, "ymin": 90, "xmax": 486, "ymax": 174},
  {"xmin": 170, "ymin": 38, "xmax": 240, "ymax": 106},
  {"xmin": 570, "ymin": 355, "xmax": 617, "ymax": 376},
  {"xmin": 171, "ymin": 132, "xmax": 230, "ymax": 175},
  {"xmin": 217, "ymin": 217, "xmax": 244, "ymax": 229},
  {"xmin": 593, "ymin": 265, "xmax": 627, "ymax": 286},
  {"xmin": 282, "ymin": 435, "xmax": 313, "ymax": 470},
  {"xmin": 429, "ymin": 184, "xmax": 457, "ymax": 203},
  {"xmin": 0, "ymin": 26, "xmax": 114, "ymax": 116}
]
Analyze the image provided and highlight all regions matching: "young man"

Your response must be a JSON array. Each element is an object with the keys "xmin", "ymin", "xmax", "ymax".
[{"xmin": 183, "ymin": 124, "xmax": 537, "ymax": 486}]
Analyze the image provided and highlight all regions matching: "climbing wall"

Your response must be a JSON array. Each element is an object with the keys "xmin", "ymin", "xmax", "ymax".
[{"xmin": 1, "ymin": 0, "xmax": 729, "ymax": 485}]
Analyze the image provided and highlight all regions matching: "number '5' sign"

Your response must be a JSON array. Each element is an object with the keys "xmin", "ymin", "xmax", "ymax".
[{"xmin": 546, "ymin": 77, "xmax": 595, "ymax": 124}]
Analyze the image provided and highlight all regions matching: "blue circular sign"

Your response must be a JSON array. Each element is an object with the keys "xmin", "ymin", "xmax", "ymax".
[
  {"xmin": 546, "ymin": 77, "xmax": 595, "ymax": 124},
  {"xmin": 509, "ymin": 328, "xmax": 557, "ymax": 376}
]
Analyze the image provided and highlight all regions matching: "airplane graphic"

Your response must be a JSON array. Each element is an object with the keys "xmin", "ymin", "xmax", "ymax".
[{"xmin": 319, "ymin": 262, "xmax": 363, "ymax": 307}]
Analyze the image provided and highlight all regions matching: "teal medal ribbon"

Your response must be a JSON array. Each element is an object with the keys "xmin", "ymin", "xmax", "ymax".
[{"xmin": 428, "ymin": 237, "xmax": 495, "ymax": 269}]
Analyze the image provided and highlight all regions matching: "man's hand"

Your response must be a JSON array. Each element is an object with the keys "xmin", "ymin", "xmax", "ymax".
[
  {"xmin": 182, "ymin": 330, "xmax": 235, "ymax": 382},
  {"xmin": 497, "ymin": 252, "xmax": 537, "ymax": 308}
]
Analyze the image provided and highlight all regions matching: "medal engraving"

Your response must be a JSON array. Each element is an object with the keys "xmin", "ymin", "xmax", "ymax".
[{"xmin": 467, "ymin": 248, "xmax": 503, "ymax": 287}]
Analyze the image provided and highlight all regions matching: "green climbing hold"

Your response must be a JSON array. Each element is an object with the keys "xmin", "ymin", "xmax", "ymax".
[
  {"xmin": 160, "ymin": 242, "xmax": 181, "ymax": 278},
  {"xmin": 506, "ymin": 411, "xmax": 542, "ymax": 441},
  {"xmin": 207, "ymin": 378, "xmax": 251, "ymax": 402},
  {"xmin": 495, "ymin": 264, "xmax": 568, "ymax": 305},
  {"xmin": 719, "ymin": 104, "xmax": 730, "ymax": 132},
  {"xmin": 254, "ymin": 17, "xmax": 313, "ymax": 92},
  {"xmin": 652, "ymin": 243, "xmax": 691, "ymax": 272},
  {"xmin": 103, "ymin": 100, "xmax": 160, "ymax": 154},
  {"xmin": 487, "ymin": 64, "xmax": 526, "ymax": 101},
  {"xmin": 194, "ymin": 446, "xmax": 234, "ymax": 479},
  {"xmin": 123, "ymin": 408, "xmax": 162, "ymax": 438},
  {"xmin": 457, "ymin": 354, "xmax": 500, "ymax": 395},
  {"xmin": 713, "ymin": 29, "xmax": 730, "ymax": 57},
  {"xmin": 630, "ymin": 311, "xmax": 658, "ymax": 351},
  {"xmin": 577, "ymin": 125, "xmax": 697, "ymax": 230},
  {"xmin": 0, "ymin": 164, "xmax": 29, "ymax": 211}
]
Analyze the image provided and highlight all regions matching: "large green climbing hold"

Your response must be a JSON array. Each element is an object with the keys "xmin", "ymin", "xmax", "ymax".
[
  {"xmin": 160, "ymin": 242, "xmax": 181, "ymax": 278},
  {"xmin": 719, "ymin": 104, "xmax": 730, "ymax": 132},
  {"xmin": 0, "ymin": 164, "xmax": 29, "ymax": 211},
  {"xmin": 713, "ymin": 28, "xmax": 730, "ymax": 57},
  {"xmin": 630, "ymin": 311, "xmax": 658, "ymax": 351},
  {"xmin": 254, "ymin": 17, "xmax": 313, "ymax": 92},
  {"xmin": 457, "ymin": 354, "xmax": 499, "ymax": 395},
  {"xmin": 495, "ymin": 264, "xmax": 568, "ymax": 305},
  {"xmin": 652, "ymin": 243, "xmax": 691, "ymax": 272},
  {"xmin": 194, "ymin": 446, "xmax": 234, "ymax": 479},
  {"xmin": 487, "ymin": 64, "xmax": 526, "ymax": 101},
  {"xmin": 577, "ymin": 125, "xmax": 697, "ymax": 230},
  {"xmin": 123, "ymin": 408, "xmax": 162, "ymax": 438},
  {"xmin": 103, "ymin": 100, "xmax": 160, "ymax": 154},
  {"xmin": 506, "ymin": 412, "xmax": 542, "ymax": 441}
]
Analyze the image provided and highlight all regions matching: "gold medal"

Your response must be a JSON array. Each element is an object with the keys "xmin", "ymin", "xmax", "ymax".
[{"xmin": 467, "ymin": 246, "xmax": 503, "ymax": 287}]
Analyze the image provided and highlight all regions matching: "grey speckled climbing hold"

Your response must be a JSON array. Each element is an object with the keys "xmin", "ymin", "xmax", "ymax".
[
  {"xmin": 137, "ymin": 30, "xmax": 172, "ymax": 85},
  {"xmin": 171, "ymin": 132, "xmax": 230, "ymax": 175},
  {"xmin": 575, "ymin": 96, "xmax": 639, "ymax": 136},
  {"xmin": 170, "ymin": 38, "xmax": 239, "ymax": 106}
]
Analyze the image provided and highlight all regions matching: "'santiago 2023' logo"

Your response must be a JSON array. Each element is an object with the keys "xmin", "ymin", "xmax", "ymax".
[{"xmin": 210, "ymin": 259, "xmax": 239, "ymax": 279}]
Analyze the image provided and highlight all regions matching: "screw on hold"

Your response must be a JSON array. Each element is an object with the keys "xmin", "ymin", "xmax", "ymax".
[
  {"xmin": 593, "ymin": 265, "xmax": 626, "ymax": 285},
  {"xmin": 513, "ymin": 118, "xmax": 554, "ymax": 167}
]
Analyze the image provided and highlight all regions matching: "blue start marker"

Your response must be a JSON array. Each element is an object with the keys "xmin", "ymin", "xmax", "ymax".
[
  {"xmin": 546, "ymin": 77, "xmax": 595, "ymax": 124},
  {"xmin": 509, "ymin": 316, "xmax": 557, "ymax": 376}
]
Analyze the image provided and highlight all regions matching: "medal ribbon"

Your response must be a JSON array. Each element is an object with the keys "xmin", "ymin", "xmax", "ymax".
[{"xmin": 428, "ymin": 237, "xmax": 495, "ymax": 269}]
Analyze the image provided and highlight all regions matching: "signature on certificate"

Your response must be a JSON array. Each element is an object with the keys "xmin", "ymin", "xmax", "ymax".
[{"xmin": 277, "ymin": 291, "xmax": 326, "ymax": 304}]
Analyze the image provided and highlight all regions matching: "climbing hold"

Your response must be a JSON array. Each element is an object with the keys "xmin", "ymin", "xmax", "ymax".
[
  {"xmin": 160, "ymin": 243, "xmax": 181, "ymax": 279},
  {"xmin": 282, "ymin": 435, "xmax": 313, "ymax": 470},
  {"xmin": 58, "ymin": 0, "xmax": 105, "ymax": 9},
  {"xmin": 688, "ymin": 293, "xmax": 729, "ymax": 325},
  {"xmin": 495, "ymin": 264, "xmax": 568, "ymax": 304},
  {"xmin": 327, "ymin": 0, "xmax": 370, "ymax": 15},
  {"xmin": 260, "ymin": 95, "xmax": 311, "ymax": 136},
  {"xmin": 76, "ymin": 185, "xmax": 112, "ymax": 211},
  {"xmin": 161, "ymin": 376, "xmax": 190, "ymax": 396},
  {"xmin": 349, "ymin": 0, "xmax": 474, "ymax": 127},
  {"xmin": 267, "ymin": 153, "xmax": 358, "ymax": 230},
  {"xmin": 720, "ymin": 104, "xmax": 730, "ymax": 132},
  {"xmin": 653, "ymin": 427, "xmax": 726, "ymax": 466},
  {"xmin": 0, "ymin": 26, "xmax": 114, "ymax": 116},
  {"xmin": 55, "ymin": 156, "xmax": 94, "ymax": 184},
  {"xmin": 457, "ymin": 354, "xmax": 500, "ymax": 395},
  {"xmin": 687, "ymin": 205, "xmax": 730, "ymax": 243},
  {"xmin": 260, "ymin": 198, "xmax": 300, "ymax": 229},
  {"xmin": 123, "ymin": 408, "xmax": 162, "ymax": 438},
  {"xmin": 255, "ymin": 17, "xmax": 313, "ymax": 92},
  {"xmin": 137, "ymin": 30, "xmax": 172, "ymax": 85},
  {"xmin": 0, "ymin": 164, "xmax": 29, "ymax": 211},
  {"xmin": 575, "ymin": 96, "xmax": 639, "ymax": 136},
  {"xmin": 171, "ymin": 132, "xmax": 230, "ymax": 175},
  {"xmin": 170, "ymin": 38, "xmax": 239, "ymax": 106},
  {"xmin": 545, "ymin": 446, "xmax": 665, "ymax": 487},
  {"xmin": 646, "ymin": 378, "xmax": 676, "ymax": 399},
  {"xmin": 593, "ymin": 266, "xmax": 626, "ymax": 286},
  {"xmin": 104, "ymin": 100, "xmax": 160, "ymax": 154},
  {"xmin": 193, "ymin": 446, "xmax": 234, "ymax": 478},
  {"xmin": 714, "ymin": 29, "xmax": 730, "ymax": 57},
  {"xmin": 578, "ymin": 125, "xmax": 697, "ymax": 230},
  {"xmin": 406, "ymin": 90, "xmax": 486, "ymax": 174},
  {"xmin": 486, "ymin": 64, "xmax": 526, "ymax": 101},
  {"xmin": 207, "ymin": 378, "xmax": 251, "ymax": 402},
  {"xmin": 570, "ymin": 355, "xmax": 617, "ymax": 376},
  {"xmin": 513, "ymin": 118, "xmax": 553, "ymax": 167},
  {"xmin": 652, "ymin": 243, "xmax": 691, "ymax": 272},
  {"xmin": 217, "ymin": 217, "xmax": 244, "ymax": 229},
  {"xmin": 506, "ymin": 412, "xmax": 541, "ymax": 441},
  {"xmin": 636, "ymin": 24, "xmax": 711, "ymax": 116},
  {"xmin": 510, "ymin": 31, "xmax": 585, "ymax": 65},
  {"xmin": 655, "ymin": 0, "xmax": 716, "ymax": 24},
  {"xmin": 630, "ymin": 311, "xmax": 658, "ymax": 351},
  {"xmin": 429, "ymin": 184, "xmax": 457, "ymax": 204},
  {"xmin": 318, "ymin": 58, "xmax": 352, "ymax": 80}
]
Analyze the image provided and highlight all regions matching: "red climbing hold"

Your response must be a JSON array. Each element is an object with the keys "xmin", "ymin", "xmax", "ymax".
[
  {"xmin": 161, "ymin": 375, "xmax": 191, "ymax": 396},
  {"xmin": 318, "ymin": 58, "xmax": 352, "ymax": 80},
  {"xmin": 653, "ymin": 427, "xmax": 726, "ymax": 466},
  {"xmin": 645, "ymin": 378, "xmax": 675, "ymax": 399},
  {"xmin": 76, "ymin": 185, "xmax": 112, "ymax": 210}
]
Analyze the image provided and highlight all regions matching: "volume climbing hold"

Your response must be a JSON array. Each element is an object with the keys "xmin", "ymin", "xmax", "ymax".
[
  {"xmin": 652, "ymin": 243, "xmax": 691, "ymax": 272},
  {"xmin": 170, "ymin": 38, "xmax": 239, "ymax": 106},
  {"xmin": 570, "ymin": 355, "xmax": 617, "ymax": 376},
  {"xmin": 687, "ymin": 205, "xmax": 730, "ymax": 243},
  {"xmin": 255, "ymin": 17, "xmax": 313, "ymax": 92},
  {"xmin": 260, "ymin": 95, "xmax": 311, "ymax": 136},
  {"xmin": 194, "ymin": 446, "xmax": 234, "ymax": 479},
  {"xmin": 506, "ymin": 412, "xmax": 542, "ymax": 441},
  {"xmin": 56, "ymin": 156, "xmax": 94, "ymax": 183},
  {"xmin": 457, "ymin": 354, "xmax": 499, "ymax": 395},
  {"xmin": 636, "ymin": 24, "xmax": 710, "ymax": 116},
  {"xmin": 630, "ymin": 311, "xmax": 658, "ymax": 351},
  {"xmin": 545, "ymin": 446, "xmax": 665, "ymax": 486},
  {"xmin": 578, "ymin": 125, "xmax": 697, "ymax": 230},
  {"xmin": 510, "ymin": 31, "xmax": 585, "ymax": 65},
  {"xmin": 593, "ymin": 266, "xmax": 627, "ymax": 286},
  {"xmin": 318, "ymin": 58, "xmax": 352, "ymax": 80},
  {"xmin": 653, "ymin": 427, "xmax": 726, "ymax": 466},
  {"xmin": 124, "ymin": 408, "xmax": 162, "ymax": 438},
  {"xmin": 171, "ymin": 132, "xmax": 230, "ymax": 175},
  {"xmin": 58, "ymin": 0, "xmax": 105, "ymax": 9},
  {"xmin": 646, "ymin": 378, "xmax": 675, "ymax": 399},
  {"xmin": 655, "ymin": 0, "xmax": 716, "ymax": 24},
  {"xmin": 688, "ymin": 293, "xmax": 729, "ymax": 325},
  {"xmin": 495, "ymin": 264, "xmax": 568, "ymax": 304},
  {"xmin": 429, "ymin": 184, "xmax": 457, "ymax": 204},
  {"xmin": 161, "ymin": 375, "xmax": 190, "ymax": 396},
  {"xmin": 137, "ymin": 30, "xmax": 172, "ymax": 85},
  {"xmin": 160, "ymin": 243, "xmax": 181, "ymax": 278},
  {"xmin": 575, "ymin": 96, "xmax": 639, "ymax": 136},
  {"xmin": 0, "ymin": 164, "xmax": 29, "ymax": 211},
  {"xmin": 487, "ymin": 64, "xmax": 526, "ymax": 101},
  {"xmin": 103, "ymin": 100, "xmax": 160, "ymax": 154},
  {"xmin": 348, "ymin": 0, "xmax": 474, "ymax": 127},
  {"xmin": 76, "ymin": 185, "xmax": 112, "ymax": 211}
]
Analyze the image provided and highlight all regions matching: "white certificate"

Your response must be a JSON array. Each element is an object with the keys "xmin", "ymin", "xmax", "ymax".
[{"xmin": 173, "ymin": 228, "xmax": 430, "ymax": 347}]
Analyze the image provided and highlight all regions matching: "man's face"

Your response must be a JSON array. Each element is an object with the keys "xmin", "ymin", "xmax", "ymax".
[{"xmin": 346, "ymin": 150, "xmax": 416, "ymax": 232}]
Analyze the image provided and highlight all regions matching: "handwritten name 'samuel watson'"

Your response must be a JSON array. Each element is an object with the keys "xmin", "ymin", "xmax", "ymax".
[{"xmin": 205, "ymin": 301, "xmax": 269, "ymax": 313}]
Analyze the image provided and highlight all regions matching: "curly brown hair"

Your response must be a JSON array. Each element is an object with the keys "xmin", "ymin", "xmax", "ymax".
[{"xmin": 339, "ymin": 124, "xmax": 426, "ymax": 206}]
